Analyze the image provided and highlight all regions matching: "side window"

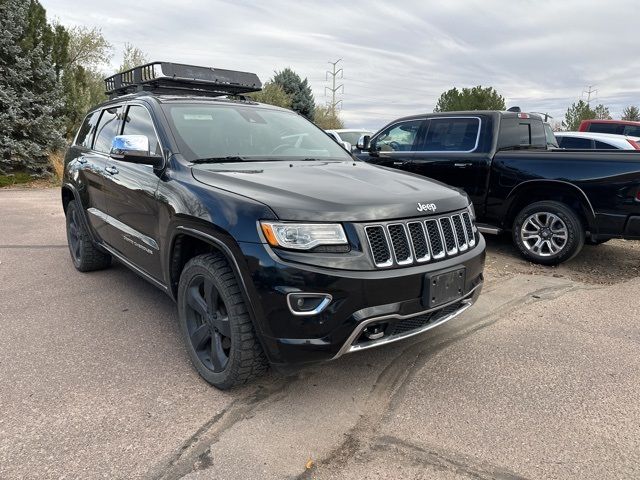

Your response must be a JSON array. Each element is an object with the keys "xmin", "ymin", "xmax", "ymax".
[
  {"xmin": 594, "ymin": 140, "xmax": 618, "ymax": 150},
  {"xmin": 121, "ymin": 105, "xmax": 161, "ymax": 155},
  {"xmin": 420, "ymin": 117, "xmax": 480, "ymax": 152},
  {"xmin": 371, "ymin": 120, "xmax": 423, "ymax": 152},
  {"xmin": 560, "ymin": 137, "xmax": 593, "ymax": 149},
  {"xmin": 93, "ymin": 106, "xmax": 123, "ymax": 153},
  {"xmin": 623, "ymin": 126, "xmax": 640, "ymax": 137},
  {"xmin": 588, "ymin": 123, "xmax": 622, "ymax": 134},
  {"xmin": 74, "ymin": 111, "xmax": 101, "ymax": 148}
]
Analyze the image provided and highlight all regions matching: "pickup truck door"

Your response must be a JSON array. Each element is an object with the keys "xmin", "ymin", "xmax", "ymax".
[
  {"xmin": 357, "ymin": 118, "xmax": 426, "ymax": 172},
  {"xmin": 407, "ymin": 117, "xmax": 491, "ymax": 213},
  {"xmin": 101, "ymin": 104, "xmax": 163, "ymax": 281}
]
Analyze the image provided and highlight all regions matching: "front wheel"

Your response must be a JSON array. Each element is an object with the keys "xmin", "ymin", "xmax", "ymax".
[
  {"xmin": 177, "ymin": 253, "xmax": 268, "ymax": 389},
  {"xmin": 512, "ymin": 201, "xmax": 585, "ymax": 265}
]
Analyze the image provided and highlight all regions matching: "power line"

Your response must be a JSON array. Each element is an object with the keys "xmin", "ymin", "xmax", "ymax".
[{"xmin": 325, "ymin": 59, "xmax": 344, "ymax": 114}]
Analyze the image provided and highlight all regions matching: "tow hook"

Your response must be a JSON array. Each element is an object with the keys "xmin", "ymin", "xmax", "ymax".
[{"xmin": 363, "ymin": 324, "xmax": 386, "ymax": 340}]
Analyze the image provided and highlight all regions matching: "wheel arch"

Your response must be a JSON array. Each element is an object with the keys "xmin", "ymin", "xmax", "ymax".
[{"xmin": 503, "ymin": 180, "xmax": 596, "ymax": 232}]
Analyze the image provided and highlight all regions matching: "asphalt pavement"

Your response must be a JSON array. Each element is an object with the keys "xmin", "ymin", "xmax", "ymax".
[{"xmin": 1, "ymin": 188, "xmax": 638, "ymax": 480}]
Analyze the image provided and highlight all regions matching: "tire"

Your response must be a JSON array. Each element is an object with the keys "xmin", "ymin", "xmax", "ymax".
[
  {"xmin": 65, "ymin": 200, "xmax": 111, "ymax": 272},
  {"xmin": 177, "ymin": 253, "xmax": 268, "ymax": 389},
  {"xmin": 512, "ymin": 201, "xmax": 585, "ymax": 265}
]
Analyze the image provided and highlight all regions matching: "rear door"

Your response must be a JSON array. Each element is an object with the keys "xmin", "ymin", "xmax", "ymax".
[
  {"xmin": 359, "ymin": 118, "xmax": 426, "ymax": 172},
  {"xmin": 101, "ymin": 103, "xmax": 163, "ymax": 280},
  {"xmin": 408, "ymin": 116, "xmax": 490, "ymax": 210}
]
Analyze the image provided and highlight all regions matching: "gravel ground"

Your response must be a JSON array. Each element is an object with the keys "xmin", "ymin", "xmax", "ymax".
[{"xmin": 484, "ymin": 234, "xmax": 640, "ymax": 285}]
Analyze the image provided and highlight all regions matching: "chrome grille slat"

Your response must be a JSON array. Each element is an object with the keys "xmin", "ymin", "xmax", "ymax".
[
  {"xmin": 461, "ymin": 212, "xmax": 476, "ymax": 247},
  {"xmin": 387, "ymin": 223, "xmax": 413, "ymax": 265},
  {"xmin": 365, "ymin": 225, "xmax": 393, "ymax": 267},
  {"xmin": 364, "ymin": 209, "xmax": 476, "ymax": 268},
  {"xmin": 452, "ymin": 214, "xmax": 468, "ymax": 252},
  {"xmin": 407, "ymin": 221, "xmax": 430, "ymax": 262}
]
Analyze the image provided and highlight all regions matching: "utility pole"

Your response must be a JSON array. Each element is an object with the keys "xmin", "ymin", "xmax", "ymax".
[
  {"xmin": 582, "ymin": 85, "xmax": 597, "ymax": 105},
  {"xmin": 325, "ymin": 59, "xmax": 344, "ymax": 115}
]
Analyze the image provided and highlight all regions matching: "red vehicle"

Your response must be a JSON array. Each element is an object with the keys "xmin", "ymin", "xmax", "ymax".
[{"xmin": 579, "ymin": 119, "xmax": 640, "ymax": 137}]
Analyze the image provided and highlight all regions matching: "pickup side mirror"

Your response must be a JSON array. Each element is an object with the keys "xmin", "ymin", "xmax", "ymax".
[
  {"xmin": 356, "ymin": 134, "xmax": 371, "ymax": 151},
  {"xmin": 110, "ymin": 135, "xmax": 164, "ymax": 168}
]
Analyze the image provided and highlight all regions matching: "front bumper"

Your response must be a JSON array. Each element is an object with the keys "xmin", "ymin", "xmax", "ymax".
[{"xmin": 238, "ymin": 234, "xmax": 486, "ymax": 365}]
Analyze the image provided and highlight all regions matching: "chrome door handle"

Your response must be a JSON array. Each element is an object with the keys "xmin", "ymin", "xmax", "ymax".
[
  {"xmin": 454, "ymin": 163, "xmax": 472, "ymax": 168},
  {"xmin": 105, "ymin": 166, "xmax": 119, "ymax": 175},
  {"xmin": 393, "ymin": 161, "xmax": 406, "ymax": 166}
]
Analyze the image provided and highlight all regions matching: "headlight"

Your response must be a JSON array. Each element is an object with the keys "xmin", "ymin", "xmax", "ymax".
[{"xmin": 260, "ymin": 222, "xmax": 348, "ymax": 250}]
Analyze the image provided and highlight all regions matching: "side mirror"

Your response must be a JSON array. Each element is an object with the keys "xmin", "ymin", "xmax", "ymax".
[
  {"xmin": 356, "ymin": 134, "xmax": 371, "ymax": 151},
  {"xmin": 110, "ymin": 135, "xmax": 163, "ymax": 168}
]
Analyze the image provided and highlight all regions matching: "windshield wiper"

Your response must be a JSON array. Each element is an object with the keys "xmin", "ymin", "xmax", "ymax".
[{"xmin": 192, "ymin": 156, "xmax": 248, "ymax": 164}]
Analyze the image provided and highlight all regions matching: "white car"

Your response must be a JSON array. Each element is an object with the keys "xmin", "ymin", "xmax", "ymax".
[
  {"xmin": 555, "ymin": 131, "xmax": 640, "ymax": 150},
  {"xmin": 326, "ymin": 129, "xmax": 373, "ymax": 152}
]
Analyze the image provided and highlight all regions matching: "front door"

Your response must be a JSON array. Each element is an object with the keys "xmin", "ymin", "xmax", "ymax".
[
  {"xmin": 407, "ymin": 117, "xmax": 491, "ymax": 212},
  {"xmin": 101, "ymin": 104, "xmax": 163, "ymax": 280}
]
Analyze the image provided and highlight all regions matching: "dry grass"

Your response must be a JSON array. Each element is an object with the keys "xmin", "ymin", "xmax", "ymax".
[{"xmin": 49, "ymin": 150, "xmax": 65, "ymax": 181}]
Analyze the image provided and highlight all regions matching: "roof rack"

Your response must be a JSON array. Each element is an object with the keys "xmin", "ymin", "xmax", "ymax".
[{"xmin": 104, "ymin": 61, "xmax": 262, "ymax": 99}]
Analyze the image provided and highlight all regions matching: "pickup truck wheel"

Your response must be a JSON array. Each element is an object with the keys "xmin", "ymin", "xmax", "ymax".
[
  {"xmin": 65, "ymin": 200, "xmax": 111, "ymax": 272},
  {"xmin": 177, "ymin": 253, "xmax": 268, "ymax": 390},
  {"xmin": 512, "ymin": 201, "xmax": 585, "ymax": 265}
]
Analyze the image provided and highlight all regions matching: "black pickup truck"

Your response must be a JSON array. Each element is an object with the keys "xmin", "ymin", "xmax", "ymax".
[
  {"xmin": 355, "ymin": 111, "xmax": 640, "ymax": 264},
  {"xmin": 61, "ymin": 63, "xmax": 485, "ymax": 389}
]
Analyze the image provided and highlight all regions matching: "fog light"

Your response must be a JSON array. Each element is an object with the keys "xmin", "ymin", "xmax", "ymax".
[{"xmin": 287, "ymin": 293, "xmax": 332, "ymax": 316}]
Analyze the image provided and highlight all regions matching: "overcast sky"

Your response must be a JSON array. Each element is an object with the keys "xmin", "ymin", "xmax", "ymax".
[{"xmin": 43, "ymin": 0, "xmax": 639, "ymax": 130}]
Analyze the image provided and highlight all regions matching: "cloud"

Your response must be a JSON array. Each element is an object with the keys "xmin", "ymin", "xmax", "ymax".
[{"xmin": 44, "ymin": 0, "xmax": 640, "ymax": 130}]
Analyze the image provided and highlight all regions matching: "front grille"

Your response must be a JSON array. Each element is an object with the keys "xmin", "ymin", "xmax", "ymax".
[{"xmin": 364, "ymin": 209, "xmax": 476, "ymax": 268}]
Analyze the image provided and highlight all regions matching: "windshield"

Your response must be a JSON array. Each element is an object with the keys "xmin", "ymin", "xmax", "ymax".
[{"xmin": 164, "ymin": 103, "xmax": 352, "ymax": 162}]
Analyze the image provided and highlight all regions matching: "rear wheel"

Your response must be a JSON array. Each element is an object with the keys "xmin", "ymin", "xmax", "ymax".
[
  {"xmin": 512, "ymin": 201, "xmax": 585, "ymax": 265},
  {"xmin": 177, "ymin": 253, "xmax": 268, "ymax": 389},
  {"xmin": 65, "ymin": 200, "xmax": 111, "ymax": 272}
]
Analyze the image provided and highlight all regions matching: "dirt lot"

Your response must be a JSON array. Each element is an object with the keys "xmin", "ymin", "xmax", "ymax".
[{"xmin": 1, "ymin": 188, "xmax": 639, "ymax": 480}]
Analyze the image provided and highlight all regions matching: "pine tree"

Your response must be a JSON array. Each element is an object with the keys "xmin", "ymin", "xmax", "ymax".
[
  {"xmin": 0, "ymin": 0, "xmax": 64, "ymax": 175},
  {"xmin": 272, "ymin": 68, "xmax": 316, "ymax": 120}
]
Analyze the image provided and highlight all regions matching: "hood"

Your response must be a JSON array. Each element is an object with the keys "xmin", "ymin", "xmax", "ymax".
[{"xmin": 191, "ymin": 160, "xmax": 469, "ymax": 222}]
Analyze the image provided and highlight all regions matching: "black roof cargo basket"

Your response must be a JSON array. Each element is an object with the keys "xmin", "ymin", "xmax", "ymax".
[{"xmin": 104, "ymin": 61, "xmax": 262, "ymax": 99}]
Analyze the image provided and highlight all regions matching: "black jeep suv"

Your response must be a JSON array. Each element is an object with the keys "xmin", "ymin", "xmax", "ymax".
[{"xmin": 61, "ymin": 63, "xmax": 485, "ymax": 389}]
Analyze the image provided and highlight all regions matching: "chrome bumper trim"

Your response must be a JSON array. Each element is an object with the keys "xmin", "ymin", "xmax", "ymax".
[{"xmin": 332, "ymin": 282, "xmax": 482, "ymax": 359}]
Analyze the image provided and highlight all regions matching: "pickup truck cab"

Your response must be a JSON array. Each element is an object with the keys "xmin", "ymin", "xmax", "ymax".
[
  {"xmin": 355, "ymin": 111, "xmax": 640, "ymax": 265},
  {"xmin": 61, "ymin": 63, "xmax": 485, "ymax": 389}
]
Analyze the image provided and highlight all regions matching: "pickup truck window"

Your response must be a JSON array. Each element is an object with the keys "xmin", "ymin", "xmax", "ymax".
[
  {"xmin": 165, "ymin": 104, "xmax": 351, "ymax": 161},
  {"xmin": 122, "ymin": 105, "xmax": 161, "ymax": 155},
  {"xmin": 371, "ymin": 119, "xmax": 423, "ymax": 152},
  {"xmin": 420, "ymin": 117, "xmax": 480, "ymax": 152},
  {"xmin": 559, "ymin": 137, "xmax": 592, "ymax": 149},
  {"xmin": 624, "ymin": 126, "xmax": 640, "ymax": 137},
  {"xmin": 74, "ymin": 110, "xmax": 101, "ymax": 148},
  {"xmin": 94, "ymin": 106, "xmax": 123, "ymax": 153}
]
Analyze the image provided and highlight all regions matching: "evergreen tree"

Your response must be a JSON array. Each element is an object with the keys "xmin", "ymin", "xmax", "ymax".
[
  {"xmin": 272, "ymin": 68, "xmax": 315, "ymax": 120},
  {"xmin": 562, "ymin": 100, "xmax": 595, "ymax": 130},
  {"xmin": 621, "ymin": 106, "xmax": 640, "ymax": 122},
  {"xmin": 434, "ymin": 86, "xmax": 506, "ymax": 112},
  {"xmin": 0, "ymin": 0, "xmax": 64, "ymax": 174}
]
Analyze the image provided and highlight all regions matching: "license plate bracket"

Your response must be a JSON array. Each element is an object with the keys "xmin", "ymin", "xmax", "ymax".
[{"xmin": 423, "ymin": 267, "xmax": 466, "ymax": 308}]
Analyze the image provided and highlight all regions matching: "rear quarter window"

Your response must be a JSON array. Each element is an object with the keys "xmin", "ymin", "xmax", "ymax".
[{"xmin": 74, "ymin": 111, "xmax": 101, "ymax": 148}]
